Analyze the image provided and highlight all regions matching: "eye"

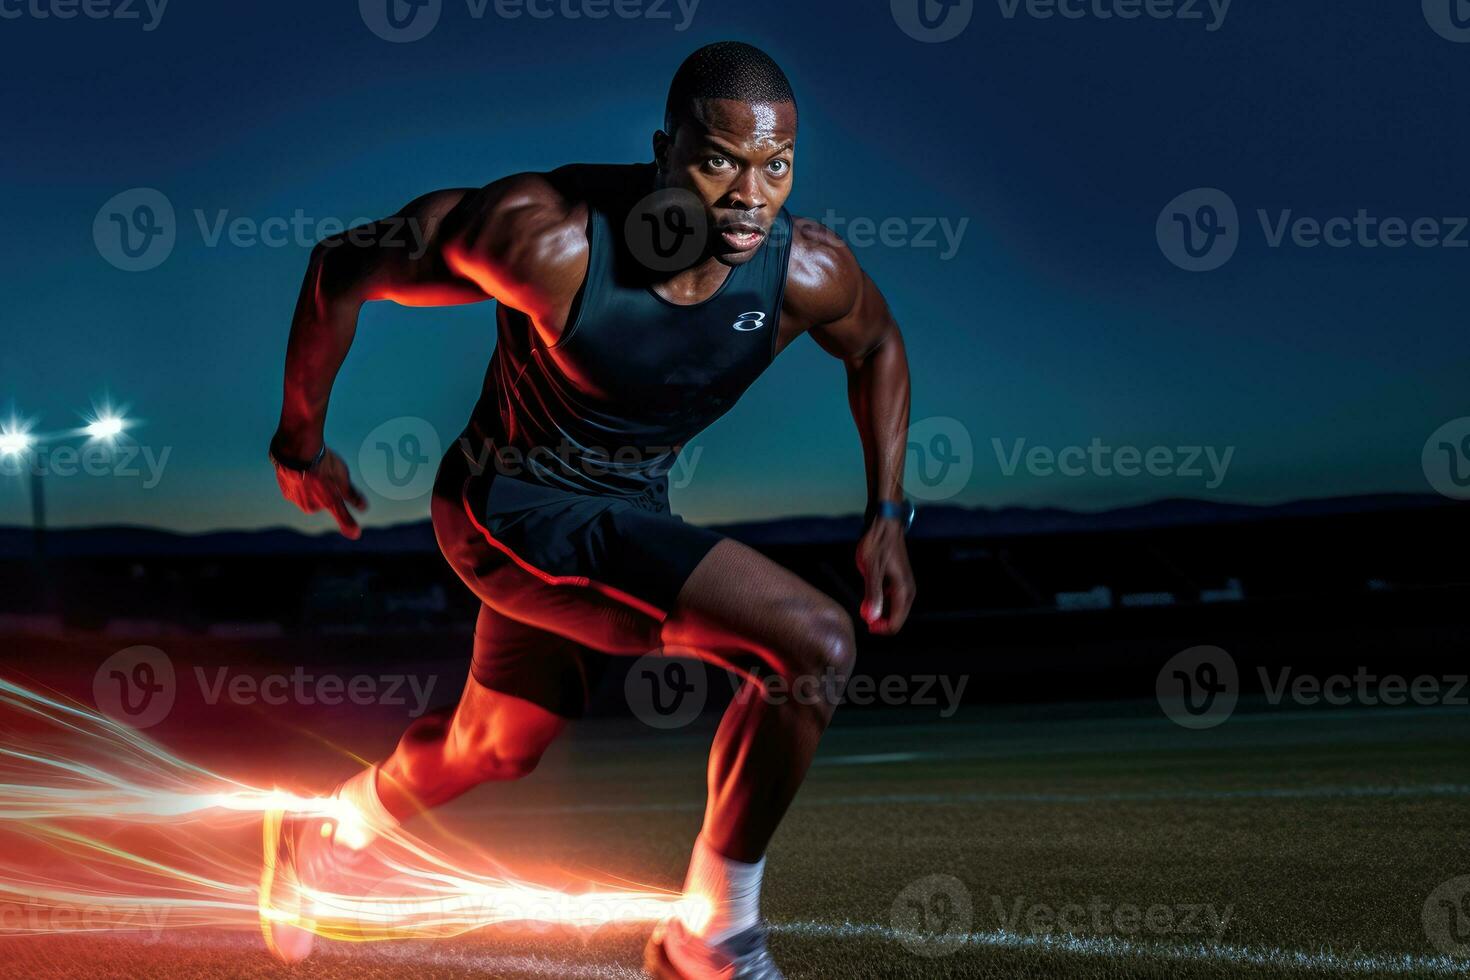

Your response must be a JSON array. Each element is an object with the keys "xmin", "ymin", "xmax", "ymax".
[
  {"xmin": 768, "ymin": 159, "xmax": 790, "ymax": 176},
  {"xmin": 707, "ymin": 155, "xmax": 732, "ymax": 170}
]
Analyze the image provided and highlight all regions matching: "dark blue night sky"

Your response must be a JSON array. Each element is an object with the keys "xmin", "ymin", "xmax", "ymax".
[{"xmin": 2, "ymin": 1, "xmax": 1467, "ymax": 532}]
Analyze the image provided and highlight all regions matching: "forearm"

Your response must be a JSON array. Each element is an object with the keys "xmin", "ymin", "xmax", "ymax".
[
  {"xmin": 847, "ymin": 326, "xmax": 911, "ymax": 506},
  {"xmin": 275, "ymin": 246, "xmax": 363, "ymax": 455}
]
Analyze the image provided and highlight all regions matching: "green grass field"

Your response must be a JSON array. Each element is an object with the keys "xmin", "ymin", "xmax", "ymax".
[{"xmin": 3, "ymin": 699, "xmax": 1468, "ymax": 978}]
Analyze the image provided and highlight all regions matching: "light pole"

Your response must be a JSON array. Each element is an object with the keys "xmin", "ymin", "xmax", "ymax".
[{"xmin": 2, "ymin": 408, "xmax": 133, "ymax": 614}]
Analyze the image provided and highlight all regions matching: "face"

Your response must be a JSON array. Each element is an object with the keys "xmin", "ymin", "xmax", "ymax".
[{"xmin": 655, "ymin": 98, "xmax": 797, "ymax": 266}]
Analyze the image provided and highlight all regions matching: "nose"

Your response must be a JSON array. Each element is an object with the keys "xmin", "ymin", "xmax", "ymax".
[{"xmin": 724, "ymin": 166, "xmax": 767, "ymax": 214}]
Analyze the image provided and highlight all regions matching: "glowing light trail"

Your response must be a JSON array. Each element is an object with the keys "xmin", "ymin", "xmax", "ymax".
[{"xmin": 0, "ymin": 678, "xmax": 700, "ymax": 948}]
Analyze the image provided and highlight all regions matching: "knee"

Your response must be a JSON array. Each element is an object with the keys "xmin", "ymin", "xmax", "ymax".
[
  {"xmin": 464, "ymin": 742, "xmax": 545, "ymax": 782},
  {"xmin": 787, "ymin": 602, "xmax": 857, "ymax": 685},
  {"xmin": 449, "ymin": 721, "xmax": 550, "ymax": 783}
]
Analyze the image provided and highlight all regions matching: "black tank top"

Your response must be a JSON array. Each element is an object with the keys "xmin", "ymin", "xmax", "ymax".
[{"xmin": 468, "ymin": 163, "xmax": 794, "ymax": 506}]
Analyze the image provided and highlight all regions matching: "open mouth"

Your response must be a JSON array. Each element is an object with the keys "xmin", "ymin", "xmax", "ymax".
[{"xmin": 717, "ymin": 223, "xmax": 766, "ymax": 252}]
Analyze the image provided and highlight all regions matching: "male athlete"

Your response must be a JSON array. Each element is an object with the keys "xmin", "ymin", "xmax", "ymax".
[{"xmin": 265, "ymin": 42, "xmax": 916, "ymax": 979}]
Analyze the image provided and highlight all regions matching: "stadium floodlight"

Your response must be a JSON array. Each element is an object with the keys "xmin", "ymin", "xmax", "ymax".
[
  {"xmin": 84, "ymin": 412, "xmax": 127, "ymax": 442},
  {"xmin": 0, "ymin": 425, "xmax": 33, "ymax": 457}
]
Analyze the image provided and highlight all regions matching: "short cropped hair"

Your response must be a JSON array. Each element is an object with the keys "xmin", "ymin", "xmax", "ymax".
[{"xmin": 664, "ymin": 41, "xmax": 797, "ymax": 135}]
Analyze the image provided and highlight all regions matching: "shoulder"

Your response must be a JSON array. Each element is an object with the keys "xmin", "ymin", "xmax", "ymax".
[
  {"xmin": 450, "ymin": 171, "xmax": 586, "ymax": 256},
  {"xmin": 440, "ymin": 170, "xmax": 596, "ymax": 294},
  {"xmin": 781, "ymin": 216, "xmax": 865, "ymax": 327}
]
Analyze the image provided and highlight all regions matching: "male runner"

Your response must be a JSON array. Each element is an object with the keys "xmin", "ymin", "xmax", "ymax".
[{"xmin": 265, "ymin": 41, "xmax": 915, "ymax": 979}]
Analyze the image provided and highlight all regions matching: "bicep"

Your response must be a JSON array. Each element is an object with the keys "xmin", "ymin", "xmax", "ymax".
[
  {"xmin": 808, "ymin": 271, "xmax": 899, "ymax": 365},
  {"xmin": 316, "ymin": 188, "xmax": 492, "ymax": 308}
]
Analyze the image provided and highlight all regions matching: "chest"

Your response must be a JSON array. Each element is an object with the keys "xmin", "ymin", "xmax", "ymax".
[{"xmin": 545, "ymin": 288, "xmax": 779, "ymax": 415}]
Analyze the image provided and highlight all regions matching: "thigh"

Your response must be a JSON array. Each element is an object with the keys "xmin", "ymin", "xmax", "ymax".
[
  {"xmin": 468, "ymin": 602, "xmax": 611, "ymax": 720},
  {"xmin": 432, "ymin": 452, "xmax": 664, "ymax": 657},
  {"xmin": 661, "ymin": 537, "xmax": 856, "ymax": 678}
]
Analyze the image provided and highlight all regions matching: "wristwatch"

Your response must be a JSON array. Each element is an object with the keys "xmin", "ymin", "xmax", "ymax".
[
  {"xmin": 268, "ymin": 434, "xmax": 326, "ymax": 473},
  {"xmin": 865, "ymin": 498, "xmax": 916, "ymax": 534}
]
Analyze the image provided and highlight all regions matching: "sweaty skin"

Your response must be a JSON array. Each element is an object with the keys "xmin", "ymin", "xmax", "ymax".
[{"xmin": 271, "ymin": 97, "xmax": 916, "ymax": 863}]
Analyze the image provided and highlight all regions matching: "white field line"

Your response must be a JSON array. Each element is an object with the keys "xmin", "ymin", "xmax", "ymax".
[
  {"xmin": 97, "ymin": 909, "xmax": 1468, "ymax": 977},
  {"xmin": 775, "ymin": 921, "xmax": 1470, "ymax": 976},
  {"xmin": 816, "ymin": 752, "xmax": 925, "ymax": 766}
]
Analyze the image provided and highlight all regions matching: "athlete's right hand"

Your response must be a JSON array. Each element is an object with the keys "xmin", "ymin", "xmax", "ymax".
[{"xmin": 271, "ymin": 445, "xmax": 369, "ymax": 540}]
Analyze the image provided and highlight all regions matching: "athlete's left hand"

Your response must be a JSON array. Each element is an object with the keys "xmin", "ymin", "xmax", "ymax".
[{"xmin": 856, "ymin": 520, "xmax": 915, "ymax": 634}]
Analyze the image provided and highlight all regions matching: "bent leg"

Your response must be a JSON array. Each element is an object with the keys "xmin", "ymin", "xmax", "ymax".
[
  {"xmin": 430, "ymin": 451, "xmax": 850, "ymax": 863},
  {"xmin": 661, "ymin": 538, "xmax": 857, "ymax": 864},
  {"xmin": 461, "ymin": 538, "xmax": 854, "ymax": 865}
]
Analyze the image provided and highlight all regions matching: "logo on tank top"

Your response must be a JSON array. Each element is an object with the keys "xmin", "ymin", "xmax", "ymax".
[{"xmin": 732, "ymin": 311, "xmax": 767, "ymax": 332}]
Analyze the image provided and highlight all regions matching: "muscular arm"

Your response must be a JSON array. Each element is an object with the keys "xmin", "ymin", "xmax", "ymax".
[
  {"xmin": 275, "ymin": 188, "xmax": 488, "ymax": 460},
  {"xmin": 271, "ymin": 173, "xmax": 587, "ymax": 536},
  {"xmin": 784, "ymin": 220, "xmax": 916, "ymax": 633}
]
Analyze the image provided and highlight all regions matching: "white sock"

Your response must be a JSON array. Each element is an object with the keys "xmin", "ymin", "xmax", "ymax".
[
  {"xmin": 680, "ymin": 835, "xmax": 765, "ymax": 944},
  {"xmin": 331, "ymin": 766, "xmax": 398, "ymax": 850}
]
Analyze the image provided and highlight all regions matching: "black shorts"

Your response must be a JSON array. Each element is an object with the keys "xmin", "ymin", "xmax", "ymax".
[{"xmin": 431, "ymin": 442, "xmax": 723, "ymax": 718}]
